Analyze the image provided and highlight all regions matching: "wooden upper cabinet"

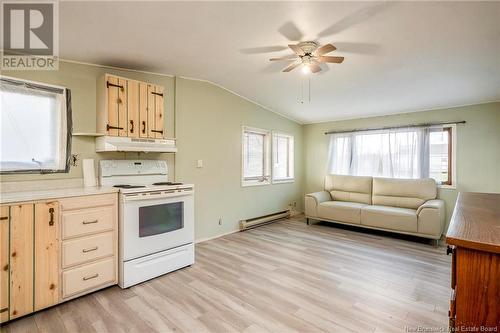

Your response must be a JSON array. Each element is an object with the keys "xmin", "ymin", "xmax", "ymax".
[
  {"xmin": 127, "ymin": 80, "xmax": 139, "ymax": 138},
  {"xmin": 97, "ymin": 74, "xmax": 165, "ymax": 139},
  {"xmin": 139, "ymin": 83, "xmax": 149, "ymax": 138},
  {"xmin": 0, "ymin": 207, "xmax": 9, "ymax": 323},
  {"xmin": 147, "ymin": 84, "xmax": 156, "ymax": 138},
  {"xmin": 9, "ymin": 204, "xmax": 34, "ymax": 319},
  {"xmin": 34, "ymin": 202, "xmax": 60, "ymax": 311},
  {"xmin": 154, "ymin": 86, "xmax": 164, "ymax": 139}
]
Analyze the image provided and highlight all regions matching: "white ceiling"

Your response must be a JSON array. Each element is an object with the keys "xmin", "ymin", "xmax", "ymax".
[{"xmin": 59, "ymin": 1, "xmax": 500, "ymax": 123}]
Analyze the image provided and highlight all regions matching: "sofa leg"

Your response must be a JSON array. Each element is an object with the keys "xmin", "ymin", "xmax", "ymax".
[{"xmin": 306, "ymin": 218, "xmax": 310, "ymax": 225}]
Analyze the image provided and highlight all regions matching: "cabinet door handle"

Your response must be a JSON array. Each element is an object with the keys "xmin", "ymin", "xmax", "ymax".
[
  {"xmin": 129, "ymin": 120, "xmax": 134, "ymax": 133},
  {"xmin": 82, "ymin": 246, "xmax": 98, "ymax": 253},
  {"xmin": 142, "ymin": 121, "xmax": 146, "ymax": 134},
  {"xmin": 82, "ymin": 273, "xmax": 99, "ymax": 281},
  {"xmin": 82, "ymin": 219, "xmax": 98, "ymax": 225},
  {"xmin": 107, "ymin": 124, "xmax": 124, "ymax": 131},
  {"xmin": 151, "ymin": 129, "xmax": 163, "ymax": 134},
  {"xmin": 107, "ymin": 81, "xmax": 124, "ymax": 91},
  {"xmin": 49, "ymin": 208, "xmax": 55, "ymax": 226}
]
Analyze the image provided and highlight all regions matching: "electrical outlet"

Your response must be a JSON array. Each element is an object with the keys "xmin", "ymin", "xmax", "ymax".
[
  {"xmin": 218, "ymin": 218, "xmax": 222, "ymax": 226},
  {"xmin": 293, "ymin": 201, "xmax": 297, "ymax": 207}
]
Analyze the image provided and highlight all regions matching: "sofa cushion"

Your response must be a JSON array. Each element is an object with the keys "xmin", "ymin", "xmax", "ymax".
[
  {"xmin": 324, "ymin": 174, "xmax": 373, "ymax": 205},
  {"xmin": 361, "ymin": 205, "xmax": 417, "ymax": 232},
  {"xmin": 317, "ymin": 201, "xmax": 367, "ymax": 224},
  {"xmin": 372, "ymin": 177, "xmax": 437, "ymax": 209}
]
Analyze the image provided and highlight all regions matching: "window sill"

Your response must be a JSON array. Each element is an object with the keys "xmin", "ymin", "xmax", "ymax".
[
  {"xmin": 242, "ymin": 181, "xmax": 271, "ymax": 187},
  {"xmin": 438, "ymin": 184, "xmax": 456, "ymax": 190},
  {"xmin": 272, "ymin": 179, "xmax": 295, "ymax": 184}
]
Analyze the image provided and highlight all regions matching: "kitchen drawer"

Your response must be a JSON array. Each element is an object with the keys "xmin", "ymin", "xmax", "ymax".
[
  {"xmin": 62, "ymin": 206, "xmax": 114, "ymax": 239},
  {"xmin": 62, "ymin": 232, "xmax": 114, "ymax": 268},
  {"xmin": 60, "ymin": 193, "xmax": 116, "ymax": 211},
  {"xmin": 62, "ymin": 258, "xmax": 115, "ymax": 298}
]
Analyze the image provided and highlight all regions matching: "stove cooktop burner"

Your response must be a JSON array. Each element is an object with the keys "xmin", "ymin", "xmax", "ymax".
[
  {"xmin": 152, "ymin": 182, "xmax": 183, "ymax": 186},
  {"xmin": 113, "ymin": 185, "xmax": 147, "ymax": 189}
]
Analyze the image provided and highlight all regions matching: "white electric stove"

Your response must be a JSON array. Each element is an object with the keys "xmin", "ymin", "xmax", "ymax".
[{"xmin": 99, "ymin": 160, "xmax": 194, "ymax": 288}]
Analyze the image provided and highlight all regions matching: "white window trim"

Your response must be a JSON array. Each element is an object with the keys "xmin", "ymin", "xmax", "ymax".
[
  {"xmin": 272, "ymin": 131, "xmax": 295, "ymax": 184},
  {"xmin": 438, "ymin": 123, "xmax": 457, "ymax": 189},
  {"xmin": 241, "ymin": 126, "xmax": 271, "ymax": 187}
]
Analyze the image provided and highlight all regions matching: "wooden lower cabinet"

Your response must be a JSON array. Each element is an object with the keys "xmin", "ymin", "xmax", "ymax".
[
  {"xmin": 0, "ymin": 207, "xmax": 9, "ymax": 323},
  {"xmin": 9, "ymin": 204, "xmax": 34, "ymax": 320},
  {"xmin": 0, "ymin": 193, "xmax": 117, "ymax": 323},
  {"xmin": 34, "ymin": 201, "xmax": 60, "ymax": 311}
]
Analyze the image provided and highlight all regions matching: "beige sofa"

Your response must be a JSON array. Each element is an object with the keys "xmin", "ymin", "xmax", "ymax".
[{"xmin": 305, "ymin": 175, "xmax": 445, "ymax": 240}]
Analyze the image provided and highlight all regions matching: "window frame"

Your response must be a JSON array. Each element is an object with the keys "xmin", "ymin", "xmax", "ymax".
[
  {"xmin": 272, "ymin": 131, "xmax": 294, "ymax": 184},
  {"xmin": 0, "ymin": 75, "xmax": 72, "ymax": 174},
  {"xmin": 435, "ymin": 124, "xmax": 457, "ymax": 189},
  {"xmin": 241, "ymin": 126, "xmax": 271, "ymax": 187}
]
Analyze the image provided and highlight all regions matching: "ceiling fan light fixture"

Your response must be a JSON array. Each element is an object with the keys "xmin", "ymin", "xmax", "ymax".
[{"xmin": 301, "ymin": 63, "xmax": 311, "ymax": 74}]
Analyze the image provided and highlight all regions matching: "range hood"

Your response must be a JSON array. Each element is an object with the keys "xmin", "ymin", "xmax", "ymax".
[{"xmin": 95, "ymin": 136, "xmax": 177, "ymax": 153}]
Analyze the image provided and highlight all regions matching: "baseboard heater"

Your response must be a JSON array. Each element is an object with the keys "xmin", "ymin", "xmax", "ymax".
[{"xmin": 239, "ymin": 210, "xmax": 290, "ymax": 231}]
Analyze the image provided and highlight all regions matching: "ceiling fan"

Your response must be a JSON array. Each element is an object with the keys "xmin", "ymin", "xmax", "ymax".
[{"xmin": 270, "ymin": 41, "xmax": 344, "ymax": 74}]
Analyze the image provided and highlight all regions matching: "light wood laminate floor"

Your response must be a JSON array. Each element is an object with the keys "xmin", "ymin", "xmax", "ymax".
[{"xmin": 1, "ymin": 216, "xmax": 451, "ymax": 333}]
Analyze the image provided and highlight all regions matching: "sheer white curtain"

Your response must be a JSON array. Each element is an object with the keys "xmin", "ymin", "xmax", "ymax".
[{"xmin": 327, "ymin": 127, "xmax": 431, "ymax": 179}]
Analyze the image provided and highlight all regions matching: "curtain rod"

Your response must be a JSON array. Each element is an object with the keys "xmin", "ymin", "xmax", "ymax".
[{"xmin": 324, "ymin": 120, "xmax": 466, "ymax": 135}]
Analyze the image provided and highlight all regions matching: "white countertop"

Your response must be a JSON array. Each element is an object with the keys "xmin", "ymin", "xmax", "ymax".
[{"xmin": 0, "ymin": 186, "xmax": 118, "ymax": 204}]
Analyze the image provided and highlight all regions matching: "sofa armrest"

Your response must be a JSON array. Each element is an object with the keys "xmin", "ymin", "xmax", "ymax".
[
  {"xmin": 417, "ymin": 199, "xmax": 444, "ymax": 215},
  {"xmin": 306, "ymin": 191, "xmax": 332, "ymax": 205},
  {"xmin": 417, "ymin": 199, "xmax": 445, "ymax": 237},
  {"xmin": 305, "ymin": 191, "xmax": 331, "ymax": 218}
]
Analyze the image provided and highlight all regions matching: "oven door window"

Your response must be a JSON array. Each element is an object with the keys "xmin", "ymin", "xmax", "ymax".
[{"xmin": 139, "ymin": 202, "xmax": 184, "ymax": 237}]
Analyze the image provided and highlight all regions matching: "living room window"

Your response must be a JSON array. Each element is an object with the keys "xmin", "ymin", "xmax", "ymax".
[
  {"xmin": 0, "ymin": 76, "xmax": 72, "ymax": 174},
  {"xmin": 272, "ymin": 132, "xmax": 294, "ymax": 183},
  {"xmin": 327, "ymin": 124, "xmax": 456, "ymax": 186},
  {"xmin": 242, "ymin": 127, "xmax": 271, "ymax": 186}
]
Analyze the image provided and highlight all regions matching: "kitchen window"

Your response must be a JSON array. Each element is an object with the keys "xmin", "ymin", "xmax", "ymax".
[
  {"xmin": 272, "ymin": 132, "xmax": 294, "ymax": 183},
  {"xmin": 327, "ymin": 124, "xmax": 456, "ymax": 186},
  {"xmin": 242, "ymin": 127, "xmax": 271, "ymax": 186},
  {"xmin": 0, "ymin": 77, "xmax": 71, "ymax": 173}
]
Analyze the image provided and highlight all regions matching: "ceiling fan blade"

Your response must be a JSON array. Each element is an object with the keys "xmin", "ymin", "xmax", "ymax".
[
  {"xmin": 278, "ymin": 22, "xmax": 304, "ymax": 41},
  {"xmin": 269, "ymin": 55, "xmax": 298, "ymax": 61},
  {"xmin": 309, "ymin": 63, "xmax": 322, "ymax": 73},
  {"xmin": 288, "ymin": 44, "xmax": 305, "ymax": 56},
  {"xmin": 315, "ymin": 44, "xmax": 337, "ymax": 56},
  {"xmin": 318, "ymin": 56, "xmax": 345, "ymax": 63},
  {"xmin": 283, "ymin": 61, "xmax": 302, "ymax": 72},
  {"xmin": 240, "ymin": 46, "xmax": 288, "ymax": 54}
]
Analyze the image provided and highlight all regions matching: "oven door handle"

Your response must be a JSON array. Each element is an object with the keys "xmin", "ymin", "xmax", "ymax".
[{"xmin": 123, "ymin": 190, "xmax": 194, "ymax": 201}]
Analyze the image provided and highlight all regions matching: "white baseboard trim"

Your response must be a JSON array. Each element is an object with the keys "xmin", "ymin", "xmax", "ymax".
[{"xmin": 195, "ymin": 229, "xmax": 240, "ymax": 244}]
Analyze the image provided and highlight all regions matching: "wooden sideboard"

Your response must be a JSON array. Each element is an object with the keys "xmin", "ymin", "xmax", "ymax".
[{"xmin": 446, "ymin": 192, "xmax": 500, "ymax": 331}]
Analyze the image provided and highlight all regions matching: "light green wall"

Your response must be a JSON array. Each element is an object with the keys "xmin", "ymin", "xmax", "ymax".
[
  {"xmin": 0, "ymin": 61, "xmax": 304, "ymax": 241},
  {"xmin": 303, "ymin": 102, "xmax": 500, "ymax": 229},
  {"xmin": 175, "ymin": 78, "xmax": 303, "ymax": 240},
  {"xmin": 2, "ymin": 60, "xmax": 498, "ymax": 238},
  {"xmin": 0, "ymin": 61, "xmax": 176, "ymax": 182}
]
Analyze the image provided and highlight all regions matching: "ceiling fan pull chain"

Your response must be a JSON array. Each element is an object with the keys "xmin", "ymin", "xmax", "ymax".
[{"xmin": 308, "ymin": 77, "xmax": 311, "ymax": 103}]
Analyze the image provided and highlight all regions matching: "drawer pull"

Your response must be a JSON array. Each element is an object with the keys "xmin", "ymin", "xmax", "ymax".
[
  {"xmin": 82, "ymin": 219, "xmax": 98, "ymax": 225},
  {"xmin": 82, "ymin": 246, "xmax": 98, "ymax": 253},
  {"xmin": 0, "ymin": 307, "xmax": 8, "ymax": 313},
  {"xmin": 49, "ymin": 207, "xmax": 55, "ymax": 226},
  {"xmin": 83, "ymin": 273, "xmax": 99, "ymax": 281}
]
